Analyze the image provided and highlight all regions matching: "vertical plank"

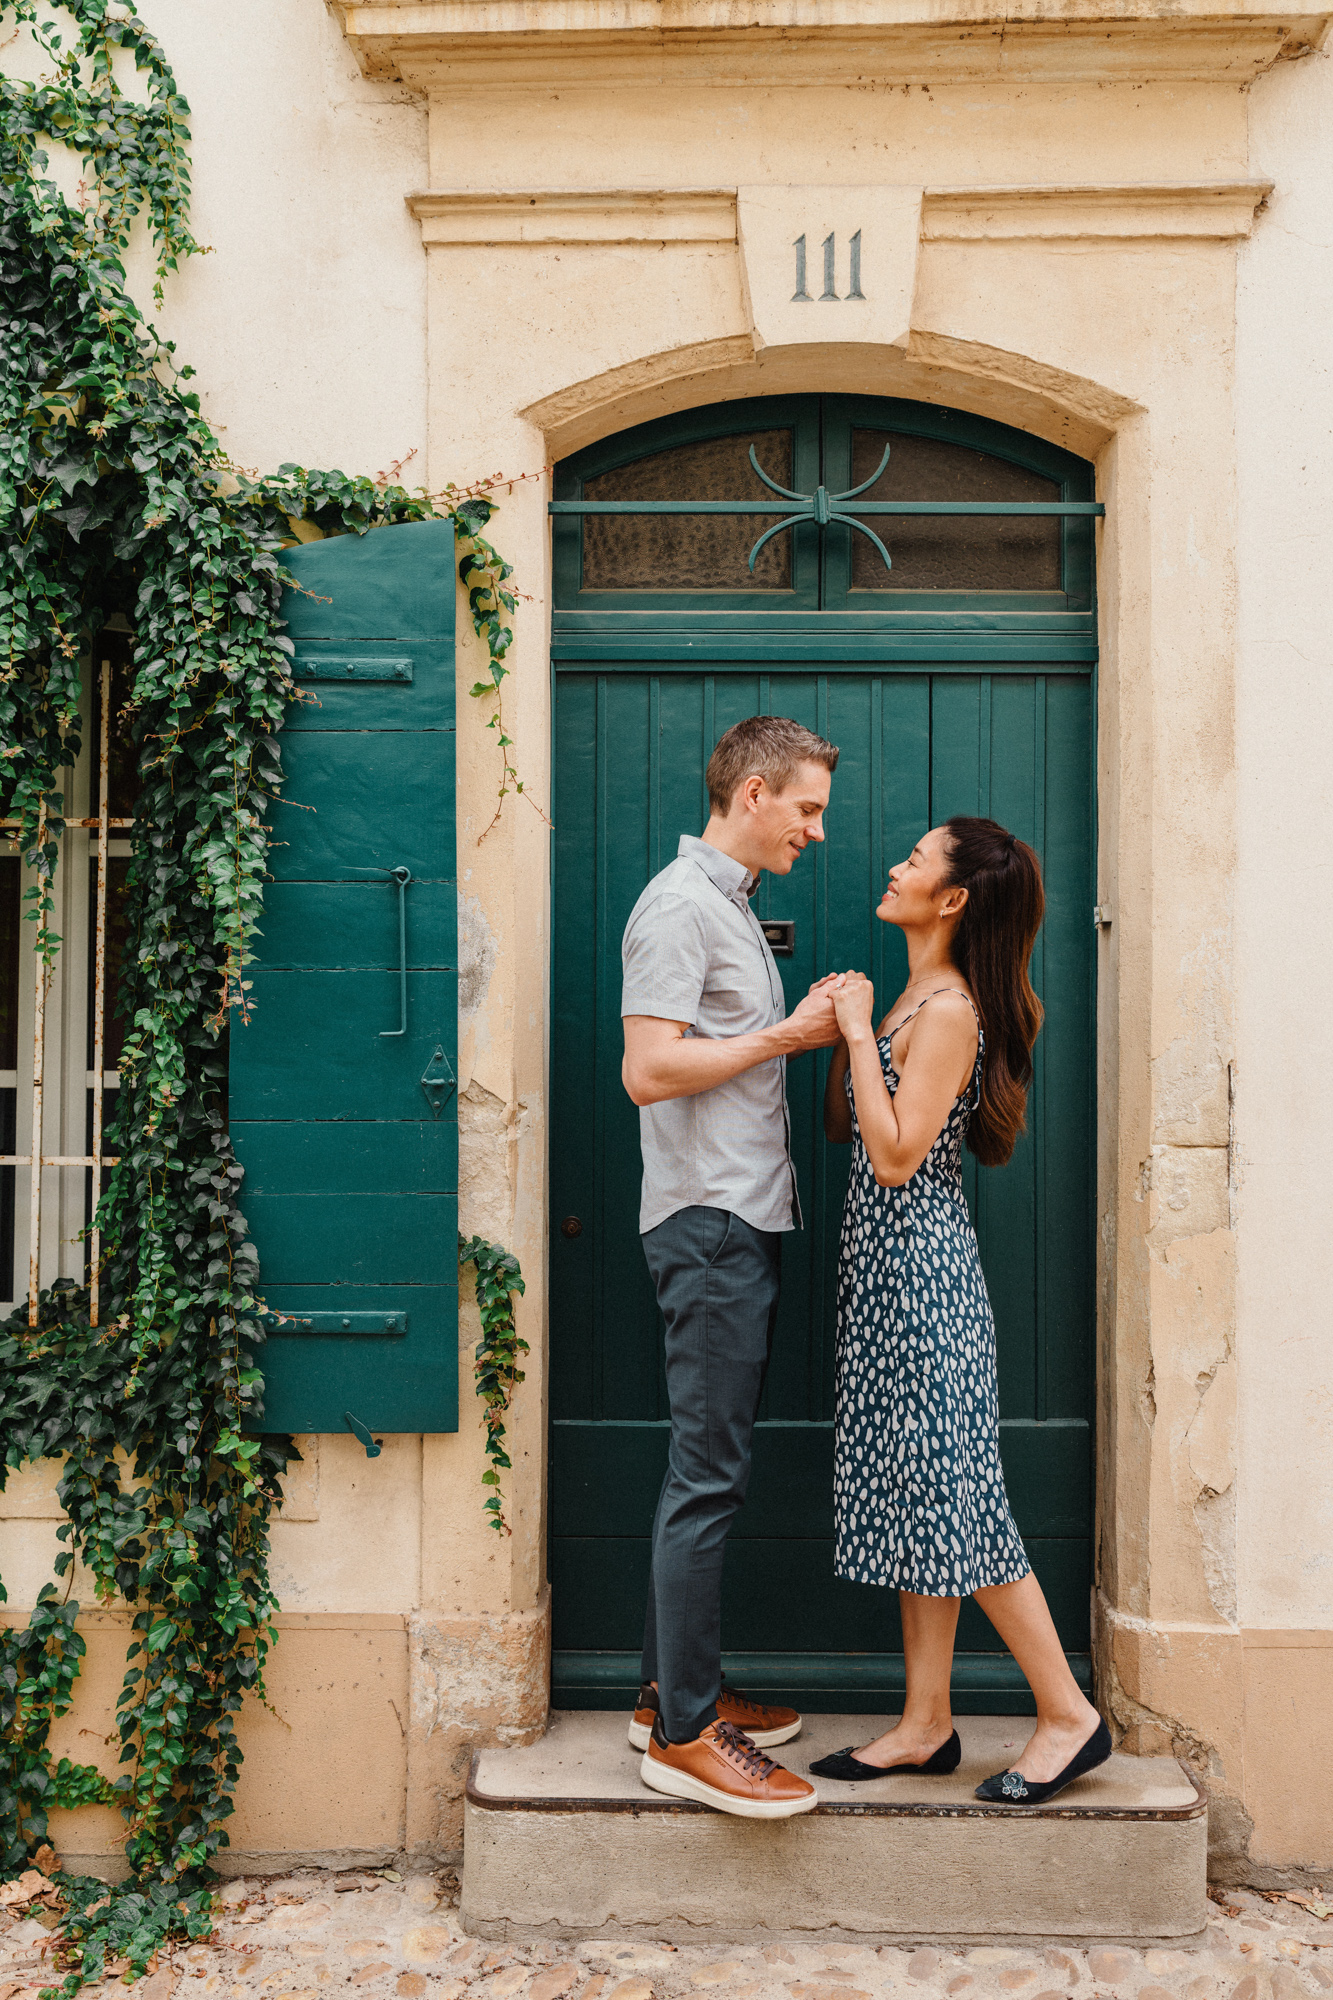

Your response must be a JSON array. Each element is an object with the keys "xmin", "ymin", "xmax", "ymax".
[
  {"xmin": 599, "ymin": 675, "xmax": 657, "ymax": 1420},
  {"xmin": 930, "ymin": 676, "xmax": 982, "ymax": 821},
  {"xmin": 549, "ymin": 674, "xmax": 599, "ymax": 1420},
  {"xmin": 761, "ymin": 672, "xmax": 818, "ymax": 1420},
  {"xmin": 930, "ymin": 675, "xmax": 982, "ymax": 1225},
  {"xmin": 1031, "ymin": 679, "xmax": 1049, "ymax": 1420},
  {"xmin": 878, "ymin": 674, "xmax": 930, "ymax": 1015},
  {"xmin": 1040, "ymin": 675, "xmax": 1096, "ymax": 1420},
  {"xmin": 985, "ymin": 675, "xmax": 1039, "ymax": 1419},
  {"xmin": 648, "ymin": 675, "xmax": 662, "ymax": 879}
]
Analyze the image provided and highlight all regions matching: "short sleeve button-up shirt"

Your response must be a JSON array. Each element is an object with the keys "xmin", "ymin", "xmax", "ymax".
[{"xmin": 621, "ymin": 835, "xmax": 799, "ymax": 1236}]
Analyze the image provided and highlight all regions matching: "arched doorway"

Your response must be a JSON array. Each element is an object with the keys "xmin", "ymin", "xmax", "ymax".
[{"xmin": 547, "ymin": 395, "xmax": 1098, "ymax": 1714}]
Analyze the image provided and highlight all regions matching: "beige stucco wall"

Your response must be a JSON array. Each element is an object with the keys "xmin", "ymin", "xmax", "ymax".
[
  {"xmin": 1230, "ymin": 44, "xmax": 1333, "ymax": 1874},
  {"xmin": 4, "ymin": 0, "xmax": 1333, "ymax": 1887}
]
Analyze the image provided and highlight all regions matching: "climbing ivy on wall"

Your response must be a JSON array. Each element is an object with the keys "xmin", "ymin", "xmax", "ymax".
[{"xmin": 0, "ymin": 1, "xmax": 530, "ymax": 1984}]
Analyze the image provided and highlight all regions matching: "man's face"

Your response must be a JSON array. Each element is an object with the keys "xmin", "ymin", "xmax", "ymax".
[{"xmin": 749, "ymin": 760, "xmax": 832, "ymax": 875}]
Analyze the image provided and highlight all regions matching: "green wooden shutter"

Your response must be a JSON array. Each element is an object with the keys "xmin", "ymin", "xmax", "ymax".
[{"xmin": 230, "ymin": 519, "xmax": 459, "ymax": 1435}]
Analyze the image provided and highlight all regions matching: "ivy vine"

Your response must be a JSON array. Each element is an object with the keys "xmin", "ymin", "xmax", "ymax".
[
  {"xmin": 459, "ymin": 1237, "xmax": 530, "ymax": 1535},
  {"xmin": 1, "ymin": 1, "xmax": 532, "ymax": 1988}
]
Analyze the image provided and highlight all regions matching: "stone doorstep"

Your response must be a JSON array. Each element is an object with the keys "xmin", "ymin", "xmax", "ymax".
[{"xmin": 461, "ymin": 1712, "xmax": 1209, "ymax": 1948}]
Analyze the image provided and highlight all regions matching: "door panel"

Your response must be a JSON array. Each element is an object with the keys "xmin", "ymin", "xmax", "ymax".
[
  {"xmin": 549, "ymin": 665, "xmax": 1094, "ymax": 1709},
  {"xmin": 553, "ymin": 1535, "xmax": 1089, "ymax": 1651}
]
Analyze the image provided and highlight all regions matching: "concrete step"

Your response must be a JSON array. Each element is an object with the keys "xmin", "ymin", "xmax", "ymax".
[{"xmin": 462, "ymin": 1711, "xmax": 1207, "ymax": 1947}]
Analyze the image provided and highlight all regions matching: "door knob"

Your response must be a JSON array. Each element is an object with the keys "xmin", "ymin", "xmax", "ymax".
[{"xmin": 561, "ymin": 1216, "xmax": 583, "ymax": 1239}]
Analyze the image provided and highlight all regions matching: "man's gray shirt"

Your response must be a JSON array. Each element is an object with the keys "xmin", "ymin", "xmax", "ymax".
[{"xmin": 621, "ymin": 835, "xmax": 799, "ymax": 1236}]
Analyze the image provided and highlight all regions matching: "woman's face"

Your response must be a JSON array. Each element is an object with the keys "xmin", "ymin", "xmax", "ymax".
[{"xmin": 877, "ymin": 825, "xmax": 953, "ymax": 928}]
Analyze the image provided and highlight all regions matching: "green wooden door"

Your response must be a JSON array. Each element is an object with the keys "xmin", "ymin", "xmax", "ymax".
[
  {"xmin": 230, "ymin": 519, "xmax": 459, "ymax": 1437},
  {"xmin": 548, "ymin": 400, "xmax": 1096, "ymax": 1713}
]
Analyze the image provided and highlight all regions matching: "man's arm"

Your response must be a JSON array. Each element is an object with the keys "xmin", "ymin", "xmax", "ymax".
[{"xmin": 623, "ymin": 991, "xmax": 840, "ymax": 1107}]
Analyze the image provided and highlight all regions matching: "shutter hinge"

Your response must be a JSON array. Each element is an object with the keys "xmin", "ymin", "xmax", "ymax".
[{"xmin": 420, "ymin": 1043, "xmax": 457, "ymax": 1117}]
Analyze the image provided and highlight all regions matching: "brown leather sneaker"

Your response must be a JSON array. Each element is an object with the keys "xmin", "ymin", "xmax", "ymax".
[
  {"xmin": 628, "ymin": 1680, "xmax": 803, "ymax": 1752},
  {"xmin": 640, "ymin": 1715, "xmax": 818, "ymax": 1818}
]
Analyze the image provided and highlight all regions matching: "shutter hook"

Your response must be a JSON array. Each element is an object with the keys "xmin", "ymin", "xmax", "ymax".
[
  {"xmin": 344, "ymin": 1410, "xmax": 382, "ymax": 1458},
  {"xmin": 348, "ymin": 863, "xmax": 412, "ymax": 1036}
]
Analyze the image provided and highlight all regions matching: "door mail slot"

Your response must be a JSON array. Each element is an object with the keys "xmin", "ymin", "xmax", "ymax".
[
  {"xmin": 761, "ymin": 920, "xmax": 795, "ymax": 957},
  {"xmin": 261, "ymin": 1310, "xmax": 408, "ymax": 1336},
  {"xmin": 292, "ymin": 654, "xmax": 414, "ymax": 683}
]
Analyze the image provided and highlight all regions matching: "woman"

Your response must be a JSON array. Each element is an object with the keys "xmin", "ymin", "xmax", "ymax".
[{"xmin": 810, "ymin": 816, "xmax": 1110, "ymax": 1806}]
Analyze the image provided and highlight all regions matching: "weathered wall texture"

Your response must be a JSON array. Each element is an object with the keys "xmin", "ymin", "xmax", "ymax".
[
  {"xmin": 3, "ymin": 0, "xmax": 1332, "ymax": 1886},
  {"xmin": 1232, "ymin": 43, "xmax": 1333, "ymax": 1876}
]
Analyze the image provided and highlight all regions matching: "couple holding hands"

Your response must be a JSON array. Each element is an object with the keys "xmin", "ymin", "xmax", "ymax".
[{"xmin": 619, "ymin": 714, "xmax": 1111, "ymax": 1820}]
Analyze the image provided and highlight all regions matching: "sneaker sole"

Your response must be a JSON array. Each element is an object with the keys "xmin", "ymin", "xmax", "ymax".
[
  {"xmin": 628, "ymin": 1716, "xmax": 802, "ymax": 1753},
  {"xmin": 639, "ymin": 1751, "xmax": 819, "ymax": 1818}
]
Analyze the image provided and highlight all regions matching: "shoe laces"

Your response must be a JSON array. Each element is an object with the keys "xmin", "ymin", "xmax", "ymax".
[
  {"xmin": 713, "ymin": 1719, "xmax": 778, "ymax": 1778},
  {"xmin": 722, "ymin": 1688, "xmax": 772, "ymax": 1720}
]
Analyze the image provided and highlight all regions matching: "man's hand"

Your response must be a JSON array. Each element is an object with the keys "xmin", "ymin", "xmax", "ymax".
[
  {"xmin": 783, "ymin": 984, "xmax": 843, "ymax": 1051},
  {"xmin": 623, "ymin": 984, "xmax": 841, "ymax": 1105}
]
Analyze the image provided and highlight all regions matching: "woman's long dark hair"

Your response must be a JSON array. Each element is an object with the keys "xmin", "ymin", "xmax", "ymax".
[{"xmin": 939, "ymin": 815, "xmax": 1045, "ymax": 1168}]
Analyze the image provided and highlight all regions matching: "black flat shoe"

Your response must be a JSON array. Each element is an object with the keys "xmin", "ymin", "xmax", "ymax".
[
  {"xmin": 810, "ymin": 1731, "xmax": 962, "ymax": 1781},
  {"xmin": 974, "ymin": 1719, "xmax": 1113, "ymax": 1805}
]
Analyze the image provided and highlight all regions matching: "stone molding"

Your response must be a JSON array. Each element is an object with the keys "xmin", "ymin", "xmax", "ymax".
[
  {"xmin": 407, "ymin": 188, "xmax": 735, "ymax": 244},
  {"xmin": 923, "ymin": 181, "xmax": 1273, "ymax": 240},
  {"xmin": 338, "ymin": 0, "xmax": 1332, "ymax": 86},
  {"xmin": 406, "ymin": 181, "xmax": 1274, "ymax": 246}
]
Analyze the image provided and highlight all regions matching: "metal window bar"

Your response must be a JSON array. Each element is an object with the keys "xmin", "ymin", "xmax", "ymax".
[
  {"xmin": 548, "ymin": 501, "xmax": 1105, "ymax": 514},
  {"xmin": 1, "ymin": 662, "xmax": 131, "ymax": 1324},
  {"xmin": 550, "ymin": 490, "xmax": 1105, "ymax": 577}
]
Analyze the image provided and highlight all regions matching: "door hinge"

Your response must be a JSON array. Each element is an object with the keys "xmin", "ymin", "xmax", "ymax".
[{"xmin": 1093, "ymin": 903, "xmax": 1113, "ymax": 930}]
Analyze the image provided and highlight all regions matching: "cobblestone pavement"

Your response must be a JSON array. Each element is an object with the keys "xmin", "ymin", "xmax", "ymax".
[{"xmin": 2, "ymin": 1870, "xmax": 1331, "ymax": 2000}]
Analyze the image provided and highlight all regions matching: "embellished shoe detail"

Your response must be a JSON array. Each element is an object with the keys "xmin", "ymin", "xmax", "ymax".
[
  {"xmin": 810, "ymin": 1730, "xmax": 962, "ymax": 1782},
  {"xmin": 974, "ymin": 1719, "xmax": 1113, "ymax": 1806}
]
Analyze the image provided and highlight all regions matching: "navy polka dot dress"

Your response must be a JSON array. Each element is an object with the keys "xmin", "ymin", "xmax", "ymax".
[{"xmin": 833, "ymin": 990, "xmax": 1031, "ymax": 1597}]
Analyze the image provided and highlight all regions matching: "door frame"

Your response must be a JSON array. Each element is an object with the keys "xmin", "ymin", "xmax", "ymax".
[{"xmin": 545, "ymin": 392, "xmax": 1099, "ymax": 1711}]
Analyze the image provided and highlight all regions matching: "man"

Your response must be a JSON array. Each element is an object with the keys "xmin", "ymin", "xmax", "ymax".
[{"xmin": 620, "ymin": 714, "xmax": 841, "ymax": 1818}]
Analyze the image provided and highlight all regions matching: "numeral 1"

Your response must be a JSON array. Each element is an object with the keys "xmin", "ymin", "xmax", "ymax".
[{"xmin": 848, "ymin": 229, "xmax": 865, "ymax": 300}]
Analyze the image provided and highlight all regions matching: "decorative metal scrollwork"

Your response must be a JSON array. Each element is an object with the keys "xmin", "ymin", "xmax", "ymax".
[{"xmin": 746, "ymin": 442, "xmax": 894, "ymax": 575}]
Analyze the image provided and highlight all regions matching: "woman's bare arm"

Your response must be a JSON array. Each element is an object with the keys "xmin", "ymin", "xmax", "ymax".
[{"xmin": 833, "ymin": 977, "xmax": 978, "ymax": 1186}]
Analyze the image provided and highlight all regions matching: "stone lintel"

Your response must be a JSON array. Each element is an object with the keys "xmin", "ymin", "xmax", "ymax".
[
  {"xmin": 337, "ymin": 2, "xmax": 1333, "ymax": 88},
  {"xmin": 405, "ymin": 181, "xmax": 1275, "ymax": 249}
]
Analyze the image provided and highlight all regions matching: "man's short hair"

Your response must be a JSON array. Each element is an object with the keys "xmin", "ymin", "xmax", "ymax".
[{"xmin": 705, "ymin": 715, "xmax": 840, "ymax": 816}]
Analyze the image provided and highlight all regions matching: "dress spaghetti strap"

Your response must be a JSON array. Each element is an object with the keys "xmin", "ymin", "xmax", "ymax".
[{"xmin": 885, "ymin": 987, "xmax": 984, "ymax": 1108}]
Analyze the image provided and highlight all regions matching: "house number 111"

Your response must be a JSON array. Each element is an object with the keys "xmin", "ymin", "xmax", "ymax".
[{"xmin": 793, "ymin": 230, "xmax": 865, "ymax": 302}]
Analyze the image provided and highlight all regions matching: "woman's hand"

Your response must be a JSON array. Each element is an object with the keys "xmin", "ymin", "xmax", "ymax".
[{"xmin": 831, "ymin": 969, "xmax": 877, "ymax": 1042}]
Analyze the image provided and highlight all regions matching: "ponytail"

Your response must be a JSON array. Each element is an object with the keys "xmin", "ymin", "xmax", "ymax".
[{"xmin": 940, "ymin": 816, "xmax": 1045, "ymax": 1168}]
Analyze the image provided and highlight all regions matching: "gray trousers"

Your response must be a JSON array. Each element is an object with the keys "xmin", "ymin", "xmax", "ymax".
[{"xmin": 639, "ymin": 1204, "xmax": 782, "ymax": 1743}]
